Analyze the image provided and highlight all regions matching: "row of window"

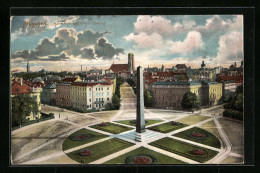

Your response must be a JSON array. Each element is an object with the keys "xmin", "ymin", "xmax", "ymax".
[{"xmin": 71, "ymin": 87, "xmax": 110, "ymax": 91}]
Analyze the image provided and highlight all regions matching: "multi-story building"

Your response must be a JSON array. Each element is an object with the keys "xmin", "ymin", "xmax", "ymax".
[
  {"xmin": 11, "ymin": 78, "xmax": 41, "ymax": 120},
  {"xmin": 151, "ymin": 81, "xmax": 222, "ymax": 110},
  {"xmin": 70, "ymin": 81, "xmax": 114, "ymax": 111},
  {"xmin": 56, "ymin": 77, "xmax": 82, "ymax": 107},
  {"xmin": 41, "ymin": 83, "xmax": 56, "ymax": 104}
]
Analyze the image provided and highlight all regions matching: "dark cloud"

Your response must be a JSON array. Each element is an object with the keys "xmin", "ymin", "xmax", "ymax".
[
  {"xmin": 11, "ymin": 16, "xmax": 49, "ymax": 37},
  {"xmin": 11, "ymin": 28, "xmax": 124, "ymax": 62},
  {"xmin": 44, "ymin": 53, "xmax": 70, "ymax": 61},
  {"xmin": 81, "ymin": 48, "xmax": 95, "ymax": 60},
  {"xmin": 94, "ymin": 38, "xmax": 124, "ymax": 60}
]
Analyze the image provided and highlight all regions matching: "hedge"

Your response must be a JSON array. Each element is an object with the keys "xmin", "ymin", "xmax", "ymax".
[
  {"xmin": 12, "ymin": 112, "xmax": 55, "ymax": 130},
  {"xmin": 223, "ymin": 109, "xmax": 243, "ymax": 121}
]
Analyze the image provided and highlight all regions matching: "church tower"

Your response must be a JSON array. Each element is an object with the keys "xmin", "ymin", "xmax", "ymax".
[
  {"xmin": 27, "ymin": 59, "xmax": 30, "ymax": 73},
  {"xmin": 128, "ymin": 53, "xmax": 134, "ymax": 73}
]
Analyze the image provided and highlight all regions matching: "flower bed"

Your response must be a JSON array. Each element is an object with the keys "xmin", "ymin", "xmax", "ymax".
[
  {"xmin": 99, "ymin": 122, "xmax": 107, "ymax": 126},
  {"xmin": 187, "ymin": 131, "xmax": 208, "ymax": 140},
  {"xmin": 170, "ymin": 121, "xmax": 181, "ymax": 125},
  {"xmin": 70, "ymin": 133, "xmax": 94, "ymax": 141},
  {"xmin": 192, "ymin": 149, "xmax": 205, "ymax": 155},
  {"xmin": 125, "ymin": 154, "xmax": 158, "ymax": 164},
  {"xmin": 78, "ymin": 148, "xmax": 93, "ymax": 156}
]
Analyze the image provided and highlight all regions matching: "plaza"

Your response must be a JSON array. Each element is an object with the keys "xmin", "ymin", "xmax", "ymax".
[{"xmin": 11, "ymin": 82, "xmax": 244, "ymax": 165}]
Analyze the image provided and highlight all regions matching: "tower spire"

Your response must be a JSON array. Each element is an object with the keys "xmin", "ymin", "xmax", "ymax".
[{"xmin": 27, "ymin": 59, "xmax": 30, "ymax": 73}]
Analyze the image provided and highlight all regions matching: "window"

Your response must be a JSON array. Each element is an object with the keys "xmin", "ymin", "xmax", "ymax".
[
  {"xmin": 107, "ymin": 87, "xmax": 109, "ymax": 90},
  {"xmin": 99, "ymin": 88, "xmax": 100, "ymax": 91},
  {"xmin": 107, "ymin": 98, "xmax": 109, "ymax": 101},
  {"xmin": 89, "ymin": 88, "xmax": 91, "ymax": 91},
  {"xmin": 96, "ymin": 98, "xmax": 98, "ymax": 102},
  {"xmin": 96, "ymin": 88, "xmax": 97, "ymax": 91},
  {"xmin": 107, "ymin": 91, "xmax": 109, "ymax": 96},
  {"xmin": 89, "ymin": 99, "xmax": 91, "ymax": 102},
  {"xmin": 101, "ymin": 87, "xmax": 103, "ymax": 91},
  {"xmin": 90, "ymin": 104, "xmax": 92, "ymax": 108}
]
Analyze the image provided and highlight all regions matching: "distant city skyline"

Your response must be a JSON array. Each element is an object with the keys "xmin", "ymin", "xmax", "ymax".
[{"xmin": 10, "ymin": 15, "xmax": 243, "ymax": 72}]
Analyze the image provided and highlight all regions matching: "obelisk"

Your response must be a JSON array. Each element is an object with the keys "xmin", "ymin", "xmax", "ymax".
[{"xmin": 136, "ymin": 66, "xmax": 146, "ymax": 133}]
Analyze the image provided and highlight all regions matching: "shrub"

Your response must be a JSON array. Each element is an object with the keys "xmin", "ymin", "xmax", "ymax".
[{"xmin": 223, "ymin": 109, "xmax": 243, "ymax": 121}]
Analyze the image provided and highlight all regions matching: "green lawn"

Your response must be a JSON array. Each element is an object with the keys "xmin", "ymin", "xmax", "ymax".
[
  {"xmin": 149, "ymin": 137, "xmax": 218, "ymax": 163},
  {"xmin": 177, "ymin": 115, "xmax": 211, "ymax": 125},
  {"xmin": 104, "ymin": 147, "xmax": 186, "ymax": 164},
  {"xmin": 115, "ymin": 119, "xmax": 163, "ymax": 127},
  {"xmin": 173, "ymin": 127, "xmax": 221, "ymax": 148},
  {"xmin": 62, "ymin": 128, "xmax": 108, "ymax": 151},
  {"xmin": 66, "ymin": 138, "xmax": 135, "ymax": 164},
  {"xmin": 90, "ymin": 122, "xmax": 134, "ymax": 134},
  {"xmin": 147, "ymin": 121, "xmax": 188, "ymax": 133}
]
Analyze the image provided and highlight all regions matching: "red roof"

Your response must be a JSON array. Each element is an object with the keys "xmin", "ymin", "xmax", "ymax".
[
  {"xmin": 62, "ymin": 77, "xmax": 79, "ymax": 83},
  {"xmin": 31, "ymin": 82, "xmax": 46, "ymax": 88},
  {"xmin": 71, "ymin": 82, "xmax": 112, "ymax": 87},
  {"xmin": 11, "ymin": 82, "xmax": 32, "ymax": 95},
  {"xmin": 144, "ymin": 71, "xmax": 188, "ymax": 85},
  {"xmin": 216, "ymin": 75, "xmax": 243, "ymax": 83},
  {"xmin": 175, "ymin": 64, "xmax": 187, "ymax": 70},
  {"xmin": 109, "ymin": 64, "xmax": 128, "ymax": 73}
]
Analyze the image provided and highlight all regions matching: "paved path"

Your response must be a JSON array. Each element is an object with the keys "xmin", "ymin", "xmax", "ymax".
[
  {"xmin": 13, "ymin": 84, "xmax": 243, "ymax": 165},
  {"xmin": 205, "ymin": 114, "xmax": 232, "ymax": 164}
]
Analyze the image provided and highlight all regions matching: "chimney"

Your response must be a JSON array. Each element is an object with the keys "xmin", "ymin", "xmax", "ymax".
[{"xmin": 20, "ymin": 78, "xmax": 23, "ymax": 86}]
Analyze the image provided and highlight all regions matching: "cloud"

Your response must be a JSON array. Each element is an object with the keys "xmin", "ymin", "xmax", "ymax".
[
  {"xmin": 94, "ymin": 38, "xmax": 124, "ymax": 60},
  {"xmin": 214, "ymin": 31, "xmax": 243, "ymax": 63},
  {"xmin": 11, "ymin": 28, "xmax": 124, "ymax": 62},
  {"xmin": 124, "ymin": 32, "xmax": 163, "ymax": 49},
  {"xmin": 168, "ymin": 31, "xmax": 204, "ymax": 54}
]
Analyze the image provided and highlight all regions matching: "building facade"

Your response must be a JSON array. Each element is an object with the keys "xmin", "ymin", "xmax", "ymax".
[
  {"xmin": 41, "ymin": 83, "xmax": 56, "ymax": 104},
  {"xmin": 70, "ymin": 81, "xmax": 114, "ymax": 111},
  {"xmin": 151, "ymin": 81, "xmax": 222, "ymax": 110}
]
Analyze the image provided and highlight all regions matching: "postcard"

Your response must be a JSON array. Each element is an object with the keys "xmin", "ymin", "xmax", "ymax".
[{"xmin": 10, "ymin": 14, "xmax": 245, "ymax": 165}]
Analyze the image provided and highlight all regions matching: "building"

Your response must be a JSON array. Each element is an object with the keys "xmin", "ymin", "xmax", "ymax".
[
  {"xmin": 143, "ymin": 71, "xmax": 189, "ymax": 90},
  {"xmin": 62, "ymin": 77, "xmax": 81, "ymax": 83},
  {"xmin": 175, "ymin": 64, "xmax": 187, "ymax": 72},
  {"xmin": 151, "ymin": 81, "xmax": 222, "ymax": 110},
  {"xmin": 128, "ymin": 53, "xmax": 135, "ymax": 73},
  {"xmin": 41, "ymin": 83, "xmax": 56, "ymax": 104},
  {"xmin": 108, "ymin": 53, "xmax": 135, "ymax": 79},
  {"xmin": 11, "ymin": 79, "xmax": 41, "ymax": 120},
  {"xmin": 70, "ymin": 81, "xmax": 114, "ymax": 111},
  {"xmin": 56, "ymin": 83, "xmax": 71, "ymax": 107}
]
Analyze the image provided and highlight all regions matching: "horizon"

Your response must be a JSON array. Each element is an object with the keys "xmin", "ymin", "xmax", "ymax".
[{"xmin": 10, "ymin": 15, "xmax": 243, "ymax": 72}]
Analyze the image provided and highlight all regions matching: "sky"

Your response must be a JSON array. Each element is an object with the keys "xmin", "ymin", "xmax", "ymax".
[{"xmin": 10, "ymin": 15, "xmax": 243, "ymax": 72}]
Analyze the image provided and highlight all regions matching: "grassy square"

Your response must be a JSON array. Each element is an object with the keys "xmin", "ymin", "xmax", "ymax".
[
  {"xmin": 173, "ymin": 127, "xmax": 221, "ymax": 148},
  {"xmin": 62, "ymin": 128, "xmax": 108, "ymax": 151},
  {"xmin": 66, "ymin": 138, "xmax": 135, "ymax": 164},
  {"xmin": 115, "ymin": 119, "xmax": 163, "ymax": 127},
  {"xmin": 104, "ymin": 147, "xmax": 186, "ymax": 164},
  {"xmin": 147, "ymin": 121, "xmax": 188, "ymax": 133},
  {"xmin": 149, "ymin": 137, "xmax": 218, "ymax": 163},
  {"xmin": 90, "ymin": 122, "xmax": 134, "ymax": 134}
]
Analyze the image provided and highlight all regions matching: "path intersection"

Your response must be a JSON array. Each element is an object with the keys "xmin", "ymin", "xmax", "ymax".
[{"xmin": 11, "ymin": 83, "xmax": 244, "ymax": 165}]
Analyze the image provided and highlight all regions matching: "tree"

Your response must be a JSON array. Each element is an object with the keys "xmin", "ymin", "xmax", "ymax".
[
  {"xmin": 12, "ymin": 94, "xmax": 39, "ymax": 127},
  {"xmin": 176, "ymin": 74, "xmax": 187, "ymax": 81},
  {"xmin": 127, "ymin": 78, "xmax": 135, "ymax": 87},
  {"xmin": 235, "ymin": 84, "xmax": 243, "ymax": 94},
  {"xmin": 116, "ymin": 77, "xmax": 124, "ymax": 87},
  {"xmin": 181, "ymin": 92, "xmax": 200, "ymax": 110},
  {"xmin": 144, "ymin": 90, "xmax": 154, "ymax": 107},
  {"xmin": 111, "ymin": 94, "xmax": 121, "ymax": 110}
]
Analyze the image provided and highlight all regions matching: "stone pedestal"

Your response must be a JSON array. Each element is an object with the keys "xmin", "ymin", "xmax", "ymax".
[{"xmin": 136, "ymin": 66, "xmax": 146, "ymax": 135}]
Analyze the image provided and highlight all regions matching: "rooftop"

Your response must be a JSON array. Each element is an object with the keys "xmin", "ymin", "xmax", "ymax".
[{"xmin": 109, "ymin": 64, "xmax": 128, "ymax": 73}]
